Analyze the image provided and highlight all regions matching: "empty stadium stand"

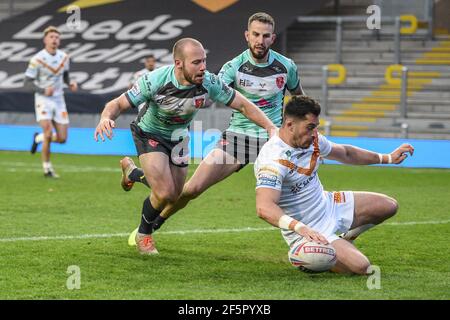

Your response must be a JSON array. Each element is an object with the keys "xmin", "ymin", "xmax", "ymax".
[
  {"xmin": 287, "ymin": 0, "xmax": 450, "ymax": 139},
  {"xmin": 0, "ymin": 0, "xmax": 49, "ymax": 21}
]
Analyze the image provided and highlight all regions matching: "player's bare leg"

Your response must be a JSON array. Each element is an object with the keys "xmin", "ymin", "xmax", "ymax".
[
  {"xmin": 53, "ymin": 121, "xmax": 68, "ymax": 144},
  {"xmin": 134, "ymin": 152, "xmax": 188, "ymax": 255},
  {"xmin": 37, "ymin": 120, "xmax": 58, "ymax": 178},
  {"xmin": 340, "ymin": 192, "xmax": 398, "ymax": 241},
  {"xmin": 160, "ymin": 148, "xmax": 242, "ymax": 219},
  {"xmin": 330, "ymin": 239, "xmax": 371, "ymax": 275}
]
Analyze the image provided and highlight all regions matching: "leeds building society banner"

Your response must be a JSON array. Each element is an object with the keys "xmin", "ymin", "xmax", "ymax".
[{"xmin": 0, "ymin": 0, "xmax": 326, "ymax": 113}]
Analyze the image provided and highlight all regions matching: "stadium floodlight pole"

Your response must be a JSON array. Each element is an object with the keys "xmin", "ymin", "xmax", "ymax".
[
  {"xmin": 324, "ymin": 120, "xmax": 332, "ymax": 136},
  {"xmin": 400, "ymin": 66, "xmax": 408, "ymax": 119},
  {"xmin": 336, "ymin": 17, "xmax": 343, "ymax": 64},
  {"xmin": 321, "ymin": 65, "xmax": 329, "ymax": 116},
  {"xmin": 426, "ymin": 0, "xmax": 434, "ymax": 40},
  {"xmin": 8, "ymin": 0, "xmax": 13, "ymax": 17},
  {"xmin": 394, "ymin": 16, "xmax": 401, "ymax": 64},
  {"xmin": 401, "ymin": 122, "xmax": 409, "ymax": 138}
]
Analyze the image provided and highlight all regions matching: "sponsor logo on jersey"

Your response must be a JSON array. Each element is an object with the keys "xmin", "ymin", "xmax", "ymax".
[
  {"xmin": 130, "ymin": 83, "xmax": 141, "ymax": 97},
  {"xmin": 333, "ymin": 192, "xmax": 346, "ymax": 203},
  {"xmin": 209, "ymin": 73, "xmax": 217, "ymax": 84},
  {"xmin": 290, "ymin": 173, "xmax": 316, "ymax": 194},
  {"xmin": 171, "ymin": 115, "xmax": 189, "ymax": 124},
  {"xmin": 258, "ymin": 166, "xmax": 280, "ymax": 176},
  {"xmin": 272, "ymin": 66, "xmax": 284, "ymax": 73},
  {"xmin": 256, "ymin": 98, "xmax": 271, "ymax": 107},
  {"xmin": 221, "ymin": 82, "xmax": 232, "ymax": 95},
  {"xmin": 257, "ymin": 172, "xmax": 279, "ymax": 188},
  {"xmin": 193, "ymin": 94, "xmax": 206, "ymax": 108},
  {"xmin": 239, "ymin": 78, "xmax": 253, "ymax": 87},
  {"xmin": 194, "ymin": 98, "xmax": 205, "ymax": 108}
]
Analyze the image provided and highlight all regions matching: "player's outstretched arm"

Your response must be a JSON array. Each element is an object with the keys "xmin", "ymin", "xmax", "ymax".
[
  {"xmin": 256, "ymin": 188, "xmax": 328, "ymax": 244},
  {"xmin": 94, "ymin": 94, "xmax": 132, "ymax": 142},
  {"xmin": 229, "ymin": 91, "xmax": 278, "ymax": 137},
  {"xmin": 326, "ymin": 143, "xmax": 414, "ymax": 165},
  {"xmin": 389, "ymin": 143, "xmax": 415, "ymax": 164}
]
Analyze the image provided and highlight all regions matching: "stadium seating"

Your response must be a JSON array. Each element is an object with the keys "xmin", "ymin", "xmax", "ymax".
[
  {"xmin": 0, "ymin": 0, "xmax": 49, "ymax": 21},
  {"xmin": 287, "ymin": 1, "xmax": 450, "ymax": 139}
]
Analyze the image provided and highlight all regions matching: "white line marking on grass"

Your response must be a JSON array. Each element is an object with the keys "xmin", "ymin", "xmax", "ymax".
[
  {"xmin": 0, "ymin": 220, "xmax": 449, "ymax": 243},
  {"xmin": 0, "ymin": 227, "xmax": 275, "ymax": 242},
  {"xmin": 0, "ymin": 161, "xmax": 119, "ymax": 173},
  {"xmin": 385, "ymin": 219, "xmax": 450, "ymax": 226}
]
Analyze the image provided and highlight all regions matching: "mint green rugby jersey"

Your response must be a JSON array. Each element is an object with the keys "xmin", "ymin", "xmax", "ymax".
[
  {"xmin": 125, "ymin": 65, "xmax": 235, "ymax": 141},
  {"xmin": 218, "ymin": 49, "xmax": 300, "ymax": 138}
]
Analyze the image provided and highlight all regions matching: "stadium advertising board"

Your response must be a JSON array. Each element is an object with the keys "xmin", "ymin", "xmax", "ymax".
[{"xmin": 0, "ymin": 0, "xmax": 326, "ymax": 113}]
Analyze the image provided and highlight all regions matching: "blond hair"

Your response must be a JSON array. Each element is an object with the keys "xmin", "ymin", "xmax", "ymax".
[{"xmin": 43, "ymin": 26, "xmax": 60, "ymax": 37}]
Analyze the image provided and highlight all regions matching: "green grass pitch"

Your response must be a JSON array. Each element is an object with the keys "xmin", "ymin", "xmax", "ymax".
[{"xmin": 0, "ymin": 150, "xmax": 449, "ymax": 299}]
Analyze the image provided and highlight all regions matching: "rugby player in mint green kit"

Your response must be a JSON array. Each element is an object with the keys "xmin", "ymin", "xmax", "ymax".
[
  {"xmin": 120, "ymin": 13, "xmax": 304, "ymax": 253},
  {"xmin": 94, "ymin": 38, "xmax": 276, "ymax": 255}
]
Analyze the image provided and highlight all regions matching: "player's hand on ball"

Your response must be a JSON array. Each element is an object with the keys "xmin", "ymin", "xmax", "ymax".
[
  {"xmin": 296, "ymin": 225, "xmax": 329, "ymax": 245},
  {"xmin": 94, "ymin": 118, "xmax": 115, "ymax": 142},
  {"xmin": 391, "ymin": 143, "xmax": 414, "ymax": 164}
]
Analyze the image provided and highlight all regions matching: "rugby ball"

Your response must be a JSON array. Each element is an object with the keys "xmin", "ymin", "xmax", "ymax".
[{"xmin": 288, "ymin": 239, "xmax": 337, "ymax": 273}]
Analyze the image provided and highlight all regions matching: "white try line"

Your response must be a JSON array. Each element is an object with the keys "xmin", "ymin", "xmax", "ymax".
[{"xmin": 0, "ymin": 220, "xmax": 449, "ymax": 243}]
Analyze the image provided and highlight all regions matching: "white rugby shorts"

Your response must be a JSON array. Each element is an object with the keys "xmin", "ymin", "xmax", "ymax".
[
  {"xmin": 283, "ymin": 191, "xmax": 355, "ymax": 246},
  {"xmin": 35, "ymin": 95, "xmax": 69, "ymax": 124}
]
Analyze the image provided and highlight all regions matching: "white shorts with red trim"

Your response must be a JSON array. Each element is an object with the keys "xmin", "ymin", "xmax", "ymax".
[
  {"xmin": 35, "ymin": 94, "xmax": 69, "ymax": 124},
  {"xmin": 282, "ymin": 191, "xmax": 355, "ymax": 246}
]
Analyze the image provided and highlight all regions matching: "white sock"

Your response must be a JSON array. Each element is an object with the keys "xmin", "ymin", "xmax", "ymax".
[
  {"xmin": 342, "ymin": 224, "xmax": 375, "ymax": 241},
  {"xmin": 35, "ymin": 133, "xmax": 44, "ymax": 143},
  {"xmin": 43, "ymin": 161, "xmax": 53, "ymax": 172},
  {"xmin": 36, "ymin": 133, "xmax": 57, "ymax": 143}
]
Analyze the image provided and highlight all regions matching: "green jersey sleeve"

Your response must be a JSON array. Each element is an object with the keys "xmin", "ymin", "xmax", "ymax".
[
  {"xmin": 218, "ymin": 61, "xmax": 236, "ymax": 86},
  {"xmin": 125, "ymin": 72, "xmax": 156, "ymax": 108},
  {"xmin": 287, "ymin": 59, "xmax": 300, "ymax": 91},
  {"xmin": 203, "ymin": 71, "xmax": 236, "ymax": 106}
]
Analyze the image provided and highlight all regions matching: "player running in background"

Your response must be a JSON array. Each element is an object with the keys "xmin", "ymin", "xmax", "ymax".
[
  {"xmin": 25, "ymin": 26, "xmax": 78, "ymax": 178},
  {"xmin": 128, "ymin": 54, "xmax": 157, "ymax": 89},
  {"xmin": 254, "ymin": 95, "xmax": 414, "ymax": 274},
  {"xmin": 121, "ymin": 12, "xmax": 304, "ymax": 244},
  {"xmin": 94, "ymin": 38, "xmax": 277, "ymax": 255}
]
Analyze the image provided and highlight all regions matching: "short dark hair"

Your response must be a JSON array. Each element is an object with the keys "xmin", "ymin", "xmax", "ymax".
[
  {"xmin": 248, "ymin": 12, "xmax": 275, "ymax": 32},
  {"xmin": 284, "ymin": 95, "xmax": 321, "ymax": 121},
  {"xmin": 145, "ymin": 54, "xmax": 155, "ymax": 60}
]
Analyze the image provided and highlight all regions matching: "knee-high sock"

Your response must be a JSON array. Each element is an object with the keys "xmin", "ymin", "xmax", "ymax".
[{"xmin": 138, "ymin": 197, "xmax": 166, "ymax": 234}]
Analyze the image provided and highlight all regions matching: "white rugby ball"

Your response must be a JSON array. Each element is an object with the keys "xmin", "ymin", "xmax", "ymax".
[{"xmin": 288, "ymin": 239, "xmax": 337, "ymax": 273}]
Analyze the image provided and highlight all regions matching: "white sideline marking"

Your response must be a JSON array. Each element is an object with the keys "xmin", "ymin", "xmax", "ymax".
[
  {"xmin": 0, "ymin": 220, "xmax": 449, "ymax": 243},
  {"xmin": 0, "ymin": 161, "xmax": 118, "ymax": 173}
]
